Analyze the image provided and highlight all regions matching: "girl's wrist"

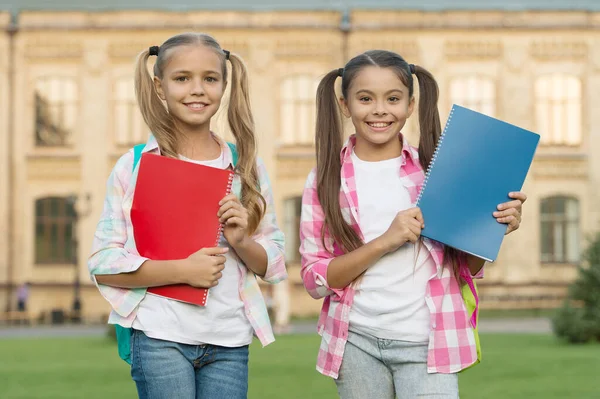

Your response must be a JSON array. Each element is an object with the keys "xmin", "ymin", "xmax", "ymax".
[
  {"xmin": 370, "ymin": 236, "xmax": 392, "ymax": 256},
  {"xmin": 231, "ymin": 236, "xmax": 253, "ymax": 251},
  {"xmin": 171, "ymin": 259, "xmax": 188, "ymax": 285}
]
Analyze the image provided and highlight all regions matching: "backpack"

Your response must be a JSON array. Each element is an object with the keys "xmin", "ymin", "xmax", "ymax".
[{"xmin": 114, "ymin": 141, "xmax": 239, "ymax": 365}]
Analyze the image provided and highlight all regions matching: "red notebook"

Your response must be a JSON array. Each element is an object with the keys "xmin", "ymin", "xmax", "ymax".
[{"xmin": 131, "ymin": 153, "xmax": 234, "ymax": 306}]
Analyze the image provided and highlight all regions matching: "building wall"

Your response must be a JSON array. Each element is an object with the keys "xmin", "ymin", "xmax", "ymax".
[
  {"xmin": 3, "ymin": 9, "xmax": 600, "ymax": 320},
  {"xmin": 0, "ymin": 12, "xmax": 11, "ymax": 311}
]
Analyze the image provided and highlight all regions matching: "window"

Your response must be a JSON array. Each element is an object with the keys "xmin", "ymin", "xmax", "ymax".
[
  {"xmin": 449, "ymin": 76, "xmax": 496, "ymax": 117},
  {"xmin": 540, "ymin": 196, "xmax": 580, "ymax": 263},
  {"xmin": 283, "ymin": 196, "xmax": 302, "ymax": 264},
  {"xmin": 280, "ymin": 75, "xmax": 318, "ymax": 145},
  {"xmin": 35, "ymin": 197, "xmax": 76, "ymax": 264},
  {"xmin": 35, "ymin": 77, "xmax": 78, "ymax": 147},
  {"xmin": 114, "ymin": 77, "xmax": 147, "ymax": 146},
  {"xmin": 535, "ymin": 75, "xmax": 582, "ymax": 145}
]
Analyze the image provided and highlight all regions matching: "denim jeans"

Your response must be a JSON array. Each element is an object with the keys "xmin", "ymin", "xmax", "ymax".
[
  {"xmin": 335, "ymin": 330, "xmax": 459, "ymax": 399},
  {"xmin": 130, "ymin": 329, "xmax": 249, "ymax": 399}
]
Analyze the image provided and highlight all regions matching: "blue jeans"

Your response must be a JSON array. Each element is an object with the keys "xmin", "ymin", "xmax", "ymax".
[
  {"xmin": 130, "ymin": 329, "xmax": 249, "ymax": 399},
  {"xmin": 335, "ymin": 330, "xmax": 459, "ymax": 399}
]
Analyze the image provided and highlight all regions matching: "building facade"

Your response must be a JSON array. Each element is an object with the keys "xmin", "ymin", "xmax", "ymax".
[{"xmin": 1, "ymin": 5, "xmax": 599, "ymax": 325}]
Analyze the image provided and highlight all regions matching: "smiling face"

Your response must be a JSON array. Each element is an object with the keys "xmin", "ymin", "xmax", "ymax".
[
  {"xmin": 341, "ymin": 65, "xmax": 414, "ymax": 159},
  {"xmin": 153, "ymin": 44, "xmax": 226, "ymax": 135}
]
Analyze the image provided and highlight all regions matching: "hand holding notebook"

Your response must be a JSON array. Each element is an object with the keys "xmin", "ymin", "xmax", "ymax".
[
  {"xmin": 416, "ymin": 105, "xmax": 540, "ymax": 262},
  {"xmin": 131, "ymin": 153, "xmax": 234, "ymax": 306}
]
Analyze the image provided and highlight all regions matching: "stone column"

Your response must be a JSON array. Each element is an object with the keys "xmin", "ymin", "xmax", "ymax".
[
  {"xmin": 79, "ymin": 41, "xmax": 110, "ymax": 285},
  {"xmin": 498, "ymin": 39, "xmax": 538, "ymax": 284},
  {"xmin": 588, "ymin": 40, "xmax": 600, "ymax": 233},
  {"xmin": 247, "ymin": 38, "xmax": 290, "ymax": 326},
  {"xmin": 0, "ymin": 22, "xmax": 10, "ymax": 297}
]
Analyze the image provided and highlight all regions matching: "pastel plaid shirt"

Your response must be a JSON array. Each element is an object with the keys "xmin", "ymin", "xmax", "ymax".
[
  {"xmin": 299, "ymin": 134, "xmax": 481, "ymax": 378},
  {"xmin": 88, "ymin": 134, "xmax": 287, "ymax": 346}
]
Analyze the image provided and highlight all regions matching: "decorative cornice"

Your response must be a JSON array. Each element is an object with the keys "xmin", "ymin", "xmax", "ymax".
[
  {"xmin": 351, "ymin": 11, "xmax": 600, "ymax": 30},
  {"xmin": 275, "ymin": 39, "xmax": 339, "ymax": 59},
  {"xmin": 18, "ymin": 11, "xmax": 341, "ymax": 30},
  {"xmin": 531, "ymin": 157, "xmax": 588, "ymax": 179},
  {"xmin": 349, "ymin": 38, "xmax": 419, "ymax": 61},
  {"xmin": 275, "ymin": 157, "xmax": 315, "ymax": 179},
  {"xmin": 530, "ymin": 41, "xmax": 588, "ymax": 61},
  {"xmin": 27, "ymin": 157, "xmax": 82, "ymax": 180},
  {"xmin": 22, "ymin": 38, "xmax": 83, "ymax": 59},
  {"xmin": 445, "ymin": 40, "xmax": 503, "ymax": 60}
]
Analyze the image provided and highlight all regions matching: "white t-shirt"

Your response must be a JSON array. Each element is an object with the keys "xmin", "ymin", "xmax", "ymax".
[
  {"xmin": 132, "ymin": 151, "xmax": 254, "ymax": 347},
  {"xmin": 348, "ymin": 150, "xmax": 435, "ymax": 342}
]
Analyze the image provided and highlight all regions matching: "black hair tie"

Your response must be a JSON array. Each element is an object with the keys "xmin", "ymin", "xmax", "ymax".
[
  {"xmin": 223, "ymin": 49, "xmax": 230, "ymax": 60},
  {"xmin": 409, "ymin": 64, "xmax": 415, "ymax": 74},
  {"xmin": 338, "ymin": 68, "xmax": 344, "ymax": 77},
  {"xmin": 149, "ymin": 46, "xmax": 160, "ymax": 56}
]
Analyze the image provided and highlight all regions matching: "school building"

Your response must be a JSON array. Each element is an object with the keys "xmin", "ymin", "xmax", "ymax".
[{"xmin": 1, "ymin": 1, "xmax": 599, "ymax": 327}]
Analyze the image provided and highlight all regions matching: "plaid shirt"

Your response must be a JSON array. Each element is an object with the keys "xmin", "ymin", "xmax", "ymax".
[
  {"xmin": 300, "ymin": 134, "xmax": 481, "ymax": 378},
  {"xmin": 88, "ymin": 134, "xmax": 287, "ymax": 346}
]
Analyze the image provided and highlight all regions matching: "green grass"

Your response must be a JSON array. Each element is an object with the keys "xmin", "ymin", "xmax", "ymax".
[{"xmin": 0, "ymin": 334, "xmax": 598, "ymax": 398}]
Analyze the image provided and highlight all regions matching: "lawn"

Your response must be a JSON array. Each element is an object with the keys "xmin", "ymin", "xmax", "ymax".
[{"xmin": 0, "ymin": 333, "xmax": 598, "ymax": 398}]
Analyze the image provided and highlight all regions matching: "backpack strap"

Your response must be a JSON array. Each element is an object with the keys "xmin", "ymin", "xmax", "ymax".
[
  {"xmin": 227, "ymin": 142, "xmax": 238, "ymax": 167},
  {"xmin": 132, "ymin": 143, "xmax": 145, "ymax": 172}
]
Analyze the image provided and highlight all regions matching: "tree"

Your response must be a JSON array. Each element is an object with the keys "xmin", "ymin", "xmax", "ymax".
[{"xmin": 552, "ymin": 232, "xmax": 600, "ymax": 343}]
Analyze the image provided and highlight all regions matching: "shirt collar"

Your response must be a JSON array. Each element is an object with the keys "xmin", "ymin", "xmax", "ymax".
[
  {"xmin": 141, "ymin": 132, "xmax": 234, "ymax": 167},
  {"xmin": 340, "ymin": 132, "xmax": 419, "ymax": 166}
]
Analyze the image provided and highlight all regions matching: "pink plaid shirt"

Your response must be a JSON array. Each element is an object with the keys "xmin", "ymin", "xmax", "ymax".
[
  {"xmin": 300, "ymin": 134, "xmax": 482, "ymax": 378},
  {"xmin": 88, "ymin": 134, "xmax": 287, "ymax": 346}
]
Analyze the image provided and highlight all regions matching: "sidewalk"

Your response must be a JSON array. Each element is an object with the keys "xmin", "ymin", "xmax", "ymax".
[{"xmin": 0, "ymin": 317, "xmax": 552, "ymax": 339}]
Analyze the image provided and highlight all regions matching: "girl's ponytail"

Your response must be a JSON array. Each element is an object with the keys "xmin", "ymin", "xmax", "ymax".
[
  {"xmin": 412, "ymin": 64, "xmax": 461, "ymax": 276},
  {"xmin": 227, "ymin": 52, "xmax": 266, "ymax": 235},
  {"xmin": 315, "ymin": 69, "xmax": 363, "ymax": 254},
  {"xmin": 134, "ymin": 49, "xmax": 178, "ymax": 158},
  {"xmin": 412, "ymin": 64, "xmax": 441, "ymax": 172}
]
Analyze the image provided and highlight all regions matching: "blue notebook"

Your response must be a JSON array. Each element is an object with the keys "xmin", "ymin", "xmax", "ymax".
[{"xmin": 416, "ymin": 104, "xmax": 540, "ymax": 262}]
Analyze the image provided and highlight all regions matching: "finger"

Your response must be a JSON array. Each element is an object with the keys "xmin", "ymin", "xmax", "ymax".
[
  {"xmin": 508, "ymin": 192, "xmax": 527, "ymax": 203},
  {"xmin": 407, "ymin": 231, "xmax": 419, "ymax": 243},
  {"xmin": 217, "ymin": 201, "xmax": 240, "ymax": 217},
  {"xmin": 213, "ymin": 257, "xmax": 227, "ymax": 266},
  {"xmin": 213, "ymin": 272, "xmax": 223, "ymax": 280},
  {"xmin": 211, "ymin": 280, "xmax": 219, "ymax": 287},
  {"xmin": 216, "ymin": 264, "xmax": 225, "ymax": 272},
  {"xmin": 493, "ymin": 208, "xmax": 518, "ymax": 218},
  {"xmin": 406, "ymin": 217, "xmax": 422, "ymax": 230},
  {"xmin": 219, "ymin": 194, "xmax": 240, "ymax": 206},
  {"xmin": 407, "ymin": 223, "xmax": 422, "ymax": 236},
  {"xmin": 406, "ymin": 207, "xmax": 424, "ymax": 220},
  {"xmin": 505, "ymin": 218, "xmax": 520, "ymax": 235},
  {"xmin": 497, "ymin": 215, "xmax": 518, "ymax": 226},
  {"xmin": 225, "ymin": 217, "xmax": 247, "ymax": 228},
  {"xmin": 496, "ymin": 199, "xmax": 523, "ymax": 212},
  {"xmin": 220, "ymin": 208, "xmax": 241, "ymax": 222},
  {"xmin": 199, "ymin": 247, "xmax": 229, "ymax": 256}
]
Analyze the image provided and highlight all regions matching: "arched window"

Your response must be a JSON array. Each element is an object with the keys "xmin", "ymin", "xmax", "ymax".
[
  {"xmin": 280, "ymin": 75, "xmax": 319, "ymax": 145},
  {"xmin": 535, "ymin": 74, "xmax": 582, "ymax": 145},
  {"xmin": 449, "ymin": 76, "xmax": 496, "ymax": 117},
  {"xmin": 540, "ymin": 196, "xmax": 580, "ymax": 263},
  {"xmin": 34, "ymin": 77, "xmax": 78, "ymax": 146},
  {"xmin": 35, "ymin": 197, "xmax": 76, "ymax": 264},
  {"xmin": 114, "ymin": 77, "xmax": 147, "ymax": 146}
]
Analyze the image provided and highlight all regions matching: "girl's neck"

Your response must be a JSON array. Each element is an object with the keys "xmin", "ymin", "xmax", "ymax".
[
  {"xmin": 177, "ymin": 129, "xmax": 221, "ymax": 161},
  {"xmin": 353, "ymin": 136, "xmax": 403, "ymax": 162}
]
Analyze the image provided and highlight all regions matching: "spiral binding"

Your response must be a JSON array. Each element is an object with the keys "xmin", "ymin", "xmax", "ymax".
[
  {"xmin": 416, "ymin": 106, "xmax": 454, "ymax": 205},
  {"xmin": 215, "ymin": 171, "xmax": 235, "ymax": 245}
]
